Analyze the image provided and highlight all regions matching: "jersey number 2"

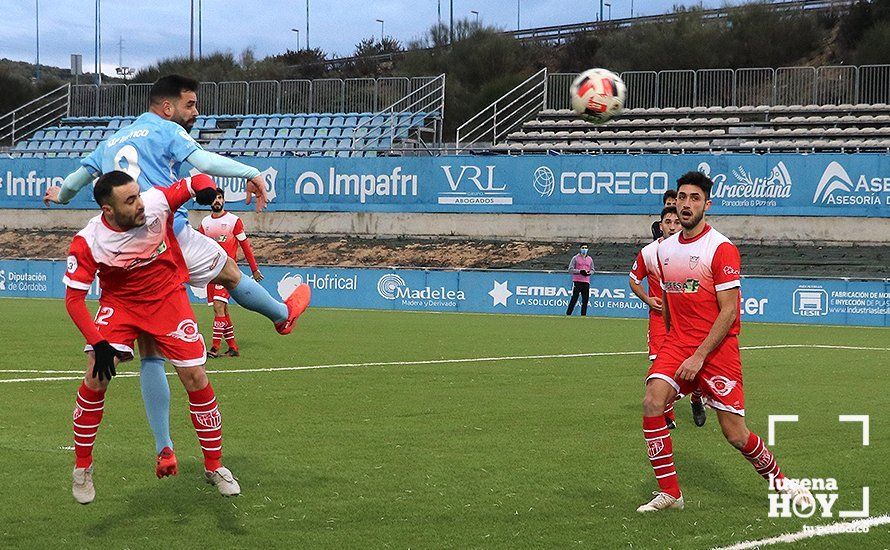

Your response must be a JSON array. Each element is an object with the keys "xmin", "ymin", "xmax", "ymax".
[
  {"xmin": 94, "ymin": 307, "xmax": 115, "ymax": 326},
  {"xmin": 114, "ymin": 145, "xmax": 142, "ymax": 182}
]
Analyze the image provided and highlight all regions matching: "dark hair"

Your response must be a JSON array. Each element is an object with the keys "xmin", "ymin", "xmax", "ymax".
[
  {"xmin": 660, "ymin": 206, "xmax": 678, "ymax": 220},
  {"xmin": 94, "ymin": 170, "xmax": 135, "ymax": 206},
  {"xmin": 150, "ymin": 74, "xmax": 200, "ymax": 104},
  {"xmin": 215, "ymin": 187, "xmax": 225, "ymax": 198},
  {"xmin": 676, "ymin": 171, "xmax": 713, "ymax": 199},
  {"xmin": 662, "ymin": 189, "xmax": 678, "ymax": 203}
]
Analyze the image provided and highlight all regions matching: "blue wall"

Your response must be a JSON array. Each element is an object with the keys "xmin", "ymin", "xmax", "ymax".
[
  {"xmin": 1, "ymin": 154, "xmax": 888, "ymax": 217},
  {"xmin": 2, "ymin": 259, "xmax": 887, "ymax": 327}
]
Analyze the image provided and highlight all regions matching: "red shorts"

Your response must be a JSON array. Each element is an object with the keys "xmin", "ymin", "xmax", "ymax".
[
  {"xmin": 647, "ymin": 314, "xmax": 667, "ymax": 361},
  {"xmin": 647, "ymin": 336, "xmax": 745, "ymax": 416},
  {"xmin": 206, "ymin": 283, "xmax": 230, "ymax": 305},
  {"xmin": 85, "ymin": 288, "xmax": 207, "ymax": 368}
]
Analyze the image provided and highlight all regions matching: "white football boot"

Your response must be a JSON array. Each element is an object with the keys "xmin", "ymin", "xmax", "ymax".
[
  {"xmin": 778, "ymin": 478, "xmax": 815, "ymax": 509},
  {"xmin": 205, "ymin": 466, "xmax": 241, "ymax": 497},
  {"xmin": 72, "ymin": 466, "xmax": 95, "ymax": 504},
  {"xmin": 637, "ymin": 491, "xmax": 685, "ymax": 513}
]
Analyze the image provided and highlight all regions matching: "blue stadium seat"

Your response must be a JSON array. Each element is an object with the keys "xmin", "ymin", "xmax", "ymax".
[
  {"xmin": 252, "ymin": 117, "xmax": 266, "ymax": 128},
  {"xmin": 303, "ymin": 116, "xmax": 318, "ymax": 128},
  {"xmin": 284, "ymin": 138, "xmax": 298, "ymax": 152},
  {"xmin": 291, "ymin": 115, "xmax": 305, "ymax": 127},
  {"xmin": 26, "ymin": 140, "xmax": 40, "ymax": 151},
  {"xmin": 73, "ymin": 140, "xmax": 86, "ymax": 151},
  {"xmin": 241, "ymin": 118, "xmax": 255, "ymax": 128},
  {"xmin": 268, "ymin": 117, "xmax": 281, "ymax": 127},
  {"xmin": 317, "ymin": 116, "xmax": 332, "ymax": 127},
  {"xmin": 204, "ymin": 117, "xmax": 217, "ymax": 129},
  {"xmin": 43, "ymin": 130, "xmax": 56, "ymax": 140},
  {"xmin": 297, "ymin": 138, "xmax": 312, "ymax": 150},
  {"xmin": 331, "ymin": 115, "xmax": 345, "ymax": 126},
  {"xmin": 261, "ymin": 128, "xmax": 276, "ymax": 139},
  {"xmin": 270, "ymin": 139, "xmax": 286, "ymax": 153},
  {"xmin": 220, "ymin": 139, "xmax": 234, "ymax": 151},
  {"xmin": 61, "ymin": 140, "xmax": 75, "ymax": 151},
  {"xmin": 344, "ymin": 116, "xmax": 358, "ymax": 127},
  {"xmin": 249, "ymin": 128, "xmax": 264, "ymax": 138},
  {"xmin": 275, "ymin": 128, "xmax": 289, "ymax": 139},
  {"xmin": 232, "ymin": 139, "xmax": 247, "ymax": 152},
  {"xmin": 279, "ymin": 116, "xmax": 293, "ymax": 127},
  {"xmin": 224, "ymin": 129, "xmax": 237, "ymax": 138},
  {"xmin": 56, "ymin": 130, "xmax": 68, "ymax": 140},
  {"xmin": 315, "ymin": 127, "xmax": 328, "ymax": 138},
  {"xmin": 237, "ymin": 129, "xmax": 251, "ymax": 139},
  {"xmin": 245, "ymin": 139, "xmax": 259, "ymax": 154},
  {"xmin": 328, "ymin": 127, "xmax": 342, "ymax": 138},
  {"xmin": 86, "ymin": 140, "xmax": 98, "ymax": 149},
  {"xmin": 259, "ymin": 139, "xmax": 272, "ymax": 152},
  {"xmin": 288, "ymin": 128, "xmax": 303, "ymax": 139}
]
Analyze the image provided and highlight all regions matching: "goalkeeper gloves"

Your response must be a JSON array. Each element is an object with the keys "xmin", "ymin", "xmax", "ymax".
[
  {"xmin": 92, "ymin": 340, "xmax": 119, "ymax": 382},
  {"xmin": 580, "ymin": 270, "xmax": 591, "ymax": 276}
]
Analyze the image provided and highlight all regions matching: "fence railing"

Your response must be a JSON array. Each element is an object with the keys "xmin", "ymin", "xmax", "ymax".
[
  {"xmin": 350, "ymin": 75, "xmax": 446, "ymax": 155},
  {"xmin": 0, "ymin": 84, "xmax": 69, "ymax": 146},
  {"xmin": 456, "ymin": 68, "xmax": 548, "ymax": 152},
  {"xmin": 546, "ymin": 65, "xmax": 890, "ymax": 110},
  {"xmin": 67, "ymin": 77, "xmax": 442, "ymax": 117}
]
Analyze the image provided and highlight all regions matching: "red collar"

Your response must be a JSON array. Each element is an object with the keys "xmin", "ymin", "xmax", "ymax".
[
  {"xmin": 678, "ymin": 223, "xmax": 711, "ymax": 244},
  {"xmin": 101, "ymin": 215, "xmax": 127, "ymax": 233}
]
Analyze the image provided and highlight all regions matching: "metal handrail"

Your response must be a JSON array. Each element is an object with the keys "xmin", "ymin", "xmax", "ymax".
[
  {"xmin": 350, "ymin": 74, "xmax": 445, "ymax": 154},
  {"xmin": 456, "ymin": 68, "xmax": 547, "ymax": 152},
  {"xmin": 0, "ymin": 84, "xmax": 69, "ymax": 145}
]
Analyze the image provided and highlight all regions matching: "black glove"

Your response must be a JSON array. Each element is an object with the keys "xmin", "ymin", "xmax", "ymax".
[
  {"xmin": 580, "ymin": 270, "xmax": 591, "ymax": 276},
  {"xmin": 194, "ymin": 187, "xmax": 218, "ymax": 206},
  {"xmin": 92, "ymin": 340, "xmax": 118, "ymax": 382}
]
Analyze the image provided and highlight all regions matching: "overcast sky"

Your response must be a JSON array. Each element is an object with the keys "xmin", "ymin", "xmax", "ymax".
[{"xmin": 3, "ymin": 0, "xmax": 729, "ymax": 74}]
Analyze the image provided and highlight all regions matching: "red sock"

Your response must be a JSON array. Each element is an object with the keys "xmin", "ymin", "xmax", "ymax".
[
  {"xmin": 663, "ymin": 401, "xmax": 676, "ymax": 423},
  {"xmin": 188, "ymin": 383, "xmax": 222, "ymax": 471},
  {"xmin": 212, "ymin": 316, "xmax": 226, "ymax": 350},
  {"xmin": 643, "ymin": 415, "xmax": 681, "ymax": 498},
  {"xmin": 223, "ymin": 315, "xmax": 237, "ymax": 350},
  {"xmin": 73, "ymin": 382, "xmax": 106, "ymax": 468},
  {"xmin": 740, "ymin": 431, "xmax": 784, "ymax": 482},
  {"xmin": 690, "ymin": 389, "xmax": 703, "ymax": 404}
]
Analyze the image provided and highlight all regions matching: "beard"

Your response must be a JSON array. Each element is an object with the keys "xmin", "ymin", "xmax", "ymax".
[
  {"xmin": 211, "ymin": 202, "xmax": 224, "ymax": 213},
  {"xmin": 680, "ymin": 210, "xmax": 704, "ymax": 229},
  {"xmin": 115, "ymin": 210, "xmax": 144, "ymax": 230}
]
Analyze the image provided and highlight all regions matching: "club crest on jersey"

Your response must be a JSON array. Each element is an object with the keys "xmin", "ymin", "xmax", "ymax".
[
  {"xmin": 647, "ymin": 438, "xmax": 664, "ymax": 458},
  {"xmin": 167, "ymin": 319, "xmax": 201, "ymax": 343},
  {"xmin": 705, "ymin": 375, "xmax": 737, "ymax": 397},
  {"xmin": 148, "ymin": 218, "xmax": 161, "ymax": 234},
  {"xmin": 689, "ymin": 255, "xmax": 700, "ymax": 269},
  {"xmin": 194, "ymin": 407, "xmax": 221, "ymax": 429}
]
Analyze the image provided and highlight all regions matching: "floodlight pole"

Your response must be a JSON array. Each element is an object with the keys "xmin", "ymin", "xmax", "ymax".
[
  {"xmin": 517, "ymin": 0, "xmax": 521, "ymax": 30},
  {"xmin": 376, "ymin": 19, "xmax": 384, "ymax": 43},
  {"xmin": 449, "ymin": 0, "xmax": 454, "ymax": 44},
  {"xmin": 95, "ymin": 0, "xmax": 102, "ymax": 85},
  {"xmin": 190, "ymin": 0, "xmax": 194, "ymax": 60},
  {"xmin": 35, "ymin": 0, "xmax": 41, "ymax": 80},
  {"xmin": 306, "ymin": 0, "xmax": 310, "ymax": 49}
]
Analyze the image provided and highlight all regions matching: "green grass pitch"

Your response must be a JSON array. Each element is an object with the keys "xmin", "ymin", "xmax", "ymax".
[{"xmin": 0, "ymin": 297, "xmax": 887, "ymax": 549}]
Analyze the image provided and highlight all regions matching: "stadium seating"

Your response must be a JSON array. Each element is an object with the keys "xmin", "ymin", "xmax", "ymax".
[
  {"xmin": 491, "ymin": 104, "xmax": 890, "ymax": 153},
  {"xmin": 9, "ymin": 111, "xmax": 437, "ymax": 158}
]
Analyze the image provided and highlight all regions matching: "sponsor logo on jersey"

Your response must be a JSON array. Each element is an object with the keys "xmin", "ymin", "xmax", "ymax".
[
  {"xmin": 684, "ymin": 279, "xmax": 700, "ymax": 293},
  {"xmin": 166, "ymin": 319, "xmax": 201, "ymax": 343},
  {"xmin": 126, "ymin": 240, "xmax": 167, "ymax": 270},
  {"xmin": 704, "ymin": 375, "xmax": 737, "ymax": 397},
  {"xmin": 724, "ymin": 265, "xmax": 740, "ymax": 276}
]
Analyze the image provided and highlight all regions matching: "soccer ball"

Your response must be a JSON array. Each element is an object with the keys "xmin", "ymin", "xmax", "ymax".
[{"xmin": 570, "ymin": 68, "xmax": 626, "ymax": 123}]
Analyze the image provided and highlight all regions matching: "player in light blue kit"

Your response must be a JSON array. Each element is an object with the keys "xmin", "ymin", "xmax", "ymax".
[{"xmin": 44, "ymin": 75, "xmax": 310, "ymax": 478}]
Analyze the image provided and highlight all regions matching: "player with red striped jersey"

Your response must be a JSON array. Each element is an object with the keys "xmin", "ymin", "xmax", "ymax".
[
  {"xmin": 64, "ymin": 171, "xmax": 240, "ymax": 504},
  {"xmin": 631, "ymin": 206, "xmax": 707, "ymax": 430},
  {"xmin": 199, "ymin": 189, "xmax": 262, "ymax": 358},
  {"xmin": 636, "ymin": 171, "xmax": 813, "ymax": 513}
]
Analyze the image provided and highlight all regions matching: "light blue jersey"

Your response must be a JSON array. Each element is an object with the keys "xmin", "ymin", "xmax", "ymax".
[{"xmin": 82, "ymin": 112, "xmax": 201, "ymax": 233}]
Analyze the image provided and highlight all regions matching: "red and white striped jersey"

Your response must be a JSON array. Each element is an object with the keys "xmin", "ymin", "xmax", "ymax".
[
  {"xmin": 656, "ymin": 224, "xmax": 742, "ymax": 345},
  {"xmin": 630, "ymin": 238, "xmax": 663, "ymax": 318},
  {"xmin": 63, "ymin": 178, "xmax": 199, "ymax": 304},
  {"xmin": 200, "ymin": 212, "xmax": 245, "ymax": 260}
]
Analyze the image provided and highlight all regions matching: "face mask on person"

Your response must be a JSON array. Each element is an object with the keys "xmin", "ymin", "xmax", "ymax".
[{"xmin": 580, "ymin": 247, "xmax": 588, "ymax": 256}]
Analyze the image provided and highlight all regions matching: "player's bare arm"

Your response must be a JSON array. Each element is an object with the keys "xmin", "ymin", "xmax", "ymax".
[
  {"xmin": 675, "ymin": 287, "xmax": 740, "ymax": 381},
  {"xmin": 629, "ymin": 278, "xmax": 662, "ymax": 312}
]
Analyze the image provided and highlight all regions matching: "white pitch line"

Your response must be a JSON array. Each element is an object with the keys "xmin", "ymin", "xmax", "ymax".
[
  {"xmin": 1, "ymin": 344, "xmax": 888, "ymax": 384},
  {"xmin": 714, "ymin": 515, "xmax": 890, "ymax": 550}
]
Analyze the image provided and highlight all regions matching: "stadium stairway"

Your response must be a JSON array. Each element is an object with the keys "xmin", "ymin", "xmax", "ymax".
[
  {"xmin": 8, "ymin": 111, "xmax": 436, "ymax": 158},
  {"xmin": 493, "ymin": 104, "xmax": 890, "ymax": 154}
]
